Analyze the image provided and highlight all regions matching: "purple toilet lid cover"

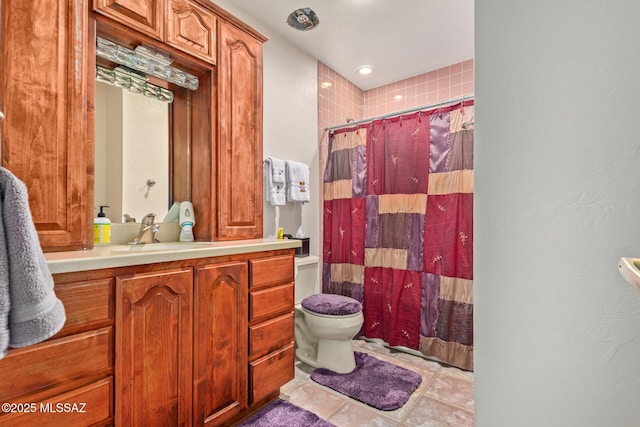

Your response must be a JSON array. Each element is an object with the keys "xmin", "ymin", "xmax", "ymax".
[{"xmin": 301, "ymin": 294, "xmax": 362, "ymax": 316}]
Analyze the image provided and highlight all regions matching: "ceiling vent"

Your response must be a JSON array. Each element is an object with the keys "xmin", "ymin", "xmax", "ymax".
[{"xmin": 287, "ymin": 7, "xmax": 319, "ymax": 31}]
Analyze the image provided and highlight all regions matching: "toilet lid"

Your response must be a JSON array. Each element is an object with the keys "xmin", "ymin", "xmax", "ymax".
[{"xmin": 301, "ymin": 294, "xmax": 362, "ymax": 316}]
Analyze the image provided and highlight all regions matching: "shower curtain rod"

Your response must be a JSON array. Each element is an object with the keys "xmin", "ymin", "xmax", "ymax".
[{"xmin": 324, "ymin": 94, "xmax": 474, "ymax": 132}]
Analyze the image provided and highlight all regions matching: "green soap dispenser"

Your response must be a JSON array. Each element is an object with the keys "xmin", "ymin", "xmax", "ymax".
[{"xmin": 94, "ymin": 205, "xmax": 111, "ymax": 245}]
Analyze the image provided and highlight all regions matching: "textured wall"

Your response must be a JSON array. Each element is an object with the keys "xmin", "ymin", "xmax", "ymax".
[{"xmin": 475, "ymin": 1, "xmax": 640, "ymax": 426}]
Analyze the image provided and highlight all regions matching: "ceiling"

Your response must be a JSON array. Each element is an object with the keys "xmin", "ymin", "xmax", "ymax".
[{"xmin": 227, "ymin": 0, "xmax": 475, "ymax": 91}]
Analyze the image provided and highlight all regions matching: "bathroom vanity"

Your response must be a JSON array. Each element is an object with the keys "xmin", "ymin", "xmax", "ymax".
[
  {"xmin": 1, "ymin": 0, "xmax": 266, "ymax": 251},
  {"xmin": 0, "ymin": 2, "xmax": 294, "ymax": 425},
  {"xmin": 0, "ymin": 240, "xmax": 299, "ymax": 426}
]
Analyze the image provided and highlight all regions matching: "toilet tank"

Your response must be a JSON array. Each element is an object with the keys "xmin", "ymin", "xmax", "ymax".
[{"xmin": 295, "ymin": 256, "xmax": 319, "ymax": 304}]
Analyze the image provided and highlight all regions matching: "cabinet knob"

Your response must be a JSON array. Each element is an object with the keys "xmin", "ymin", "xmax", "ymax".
[{"xmin": 0, "ymin": 111, "xmax": 4, "ymax": 121}]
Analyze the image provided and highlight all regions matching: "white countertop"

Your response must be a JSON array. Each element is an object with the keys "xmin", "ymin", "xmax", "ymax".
[{"xmin": 45, "ymin": 238, "xmax": 302, "ymax": 275}]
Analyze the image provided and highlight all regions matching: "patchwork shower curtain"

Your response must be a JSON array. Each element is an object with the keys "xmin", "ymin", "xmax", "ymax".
[{"xmin": 323, "ymin": 100, "xmax": 474, "ymax": 370}]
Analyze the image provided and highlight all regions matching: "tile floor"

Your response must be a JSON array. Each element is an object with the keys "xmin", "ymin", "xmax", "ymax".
[{"xmin": 279, "ymin": 339, "xmax": 474, "ymax": 427}]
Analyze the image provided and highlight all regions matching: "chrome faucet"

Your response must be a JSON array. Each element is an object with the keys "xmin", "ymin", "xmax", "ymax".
[{"xmin": 128, "ymin": 213, "xmax": 160, "ymax": 245}]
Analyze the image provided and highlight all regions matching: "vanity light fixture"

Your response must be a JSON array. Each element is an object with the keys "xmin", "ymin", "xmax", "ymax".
[
  {"xmin": 96, "ymin": 65, "xmax": 174, "ymax": 103},
  {"xmin": 357, "ymin": 66, "xmax": 374, "ymax": 75},
  {"xmin": 96, "ymin": 36, "xmax": 199, "ymax": 91}
]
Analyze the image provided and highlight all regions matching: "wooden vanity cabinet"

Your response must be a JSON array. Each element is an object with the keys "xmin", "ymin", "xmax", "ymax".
[
  {"xmin": 116, "ymin": 268, "xmax": 194, "ymax": 426},
  {"xmin": 93, "ymin": 0, "xmax": 265, "ymax": 241},
  {"xmin": 93, "ymin": 0, "xmax": 217, "ymax": 64},
  {"xmin": 93, "ymin": 0, "xmax": 164, "ymax": 40},
  {"xmin": 0, "ymin": 0, "xmax": 266, "ymax": 252},
  {"xmin": 114, "ymin": 251, "xmax": 293, "ymax": 426},
  {"xmin": 166, "ymin": 0, "xmax": 217, "ymax": 64},
  {"xmin": 0, "ymin": 249, "xmax": 295, "ymax": 426},
  {"xmin": 0, "ymin": 275, "xmax": 115, "ymax": 426},
  {"xmin": 248, "ymin": 255, "xmax": 295, "ymax": 404},
  {"xmin": 217, "ymin": 20, "xmax": 264, "ymax": 240},
  {"xmin": 0, "ymin": 0, "xmax": 92, "ymax": 251},
  {"xmin": 194, "ymin": 261, "xmax": 248, "ymax": 426}
]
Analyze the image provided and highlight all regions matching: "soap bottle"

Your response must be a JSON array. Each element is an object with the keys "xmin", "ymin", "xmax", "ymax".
[
  {"xmin": 179, "ymin": 201, "xmax": 195, "ymax": 242},
  {"xmin": 94, "ymin": 205, "xmax": 111, "ymax": 245}
]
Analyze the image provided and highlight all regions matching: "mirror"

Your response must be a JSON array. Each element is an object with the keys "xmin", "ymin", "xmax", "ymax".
[{"xmin": 94, "ymin": 81, "xmax": 170, "ymax": 223}]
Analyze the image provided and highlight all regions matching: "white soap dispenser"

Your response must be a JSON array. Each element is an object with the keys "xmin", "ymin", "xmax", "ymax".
[{"xmin": 179, "ymin": 201, "xmax": 195, "ymax": 242}]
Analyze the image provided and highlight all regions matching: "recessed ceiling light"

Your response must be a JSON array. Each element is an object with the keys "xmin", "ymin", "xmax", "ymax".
[
  {"xmin": 321, "ymin": 81, "xmax": 333, "ymax": 88},
  {"xmin": 357, "ymin": 66, "xmax": 374, "ymax": 75}
]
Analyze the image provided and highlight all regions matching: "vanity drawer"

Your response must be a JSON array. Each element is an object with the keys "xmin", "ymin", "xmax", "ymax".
[
  {"xmin": 250, "ymin": 255, "xmax": 294, "ymax": 289},
  {"xmin": 0, "ymin": 377, "xmax": 113, "ymax": 426},
  {"xmin": 54, "ymin": 277, "xmax": 114, "ymax": 337},
  {"xmin": 249, "ymin": 283, "xmax": 294, "ymax": 322},
  {"xmin": 249, "ymin": 344, "xmax": 294, "ymax": 404},
  {"xmin": 249, "ymin": 313, "xmax": 294, "ymax": 360},
  {"xmin": 0, "ymin": 327, "xmax": 113, "ymax": 400}
]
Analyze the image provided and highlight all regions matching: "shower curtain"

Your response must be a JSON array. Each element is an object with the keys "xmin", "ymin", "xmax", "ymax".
[{"xmin": 322, "ymin": 100, "xmax": 474, "ymax": 371}]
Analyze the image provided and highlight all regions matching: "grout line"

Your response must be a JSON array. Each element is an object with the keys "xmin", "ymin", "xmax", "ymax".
[
  {"xmin": 289, "ymin": 342, "xmax": 475, "ymax": 424},
  {"xmin": 421, "ymin": 393, "xmax": 475, "ymax": 416},
  {"xmin": 319, "ymin": 398, "xmax": 349, "ymax": 423},
  {"xmin": 422, "ymin": 371, "xmax": 475, "ymax": 413}
]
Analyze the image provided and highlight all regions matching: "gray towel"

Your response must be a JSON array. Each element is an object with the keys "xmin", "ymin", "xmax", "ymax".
[{"xmin": 0, "ymin": 168, "xmax": 65, "ymax": 360}]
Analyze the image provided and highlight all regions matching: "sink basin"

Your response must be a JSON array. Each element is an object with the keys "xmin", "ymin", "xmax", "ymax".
[
  {"xmin": 110, "ymin": 242, "xmax": 213, "ymax": 252},
  {"xmin": 618, "ymin": 257, "xmax": 640, "ymax": 292}
]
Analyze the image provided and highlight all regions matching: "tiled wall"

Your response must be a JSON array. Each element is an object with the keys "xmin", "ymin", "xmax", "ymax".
[
  {"xmin": 318, "ymin": 59, "xmax": 474, "ymax": 133},
  {"xmin": 364, "ymin": 59, "xmax": 474, "ymax": 117},
  {"xmin": 317, "ymin": 63, "xmax": 365, "ymax": 137}
]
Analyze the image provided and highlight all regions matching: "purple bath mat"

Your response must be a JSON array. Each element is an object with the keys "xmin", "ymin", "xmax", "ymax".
[
  {"xmin": 310, "ymin": 351, "xmax": 422, "ymax": 411},
  {"xmin": 237, "ymin": 399, "xmax": 336, "ymax": 427}
]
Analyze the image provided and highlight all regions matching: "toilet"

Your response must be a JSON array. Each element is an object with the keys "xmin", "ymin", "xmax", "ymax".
[{"xmin": 294, "ymin": 261, "xmax": 364, "ymax": 374}]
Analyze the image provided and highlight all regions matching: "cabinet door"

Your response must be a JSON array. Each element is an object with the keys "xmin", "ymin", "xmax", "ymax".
[
  {"xmin": 194, "ymin": 261, "xmax": 248, "ymax": 426},
  {"xmin": 1, "ymin": 0, "xmax": 91, "ymax": 251},
  {"xmin": 217, "ymin": 20, "xmax": 263, "ymax": 240},
  {"xmin": 116, "ymin": 268, "xmax": 193, "ymax": 427},
  {"xmin": 166, "ymin": 0, "xmax": 216, "ymax": 64},
  {"xmin": 93, "ymin": 0, "xmax": 164, "ymax": 40}
]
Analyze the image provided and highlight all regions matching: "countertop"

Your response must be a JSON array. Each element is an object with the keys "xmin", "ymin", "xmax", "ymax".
[{"xmin": 44, "ymin": 238, "xmax": 302, "ymax": 274}]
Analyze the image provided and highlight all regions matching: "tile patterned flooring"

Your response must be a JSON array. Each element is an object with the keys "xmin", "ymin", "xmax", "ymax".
[{"xmin": 279, "ymin": 340, "xmax": 474, "ymax": 427}]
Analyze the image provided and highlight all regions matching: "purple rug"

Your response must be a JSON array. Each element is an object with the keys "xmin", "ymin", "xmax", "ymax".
[
  {"xmin": 310, "ymin": 351, "xmax": 422, "ymax": 411},
  {"xmin": 237, "ymin": 399, "xmax": 336, "ymax": 427}
]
